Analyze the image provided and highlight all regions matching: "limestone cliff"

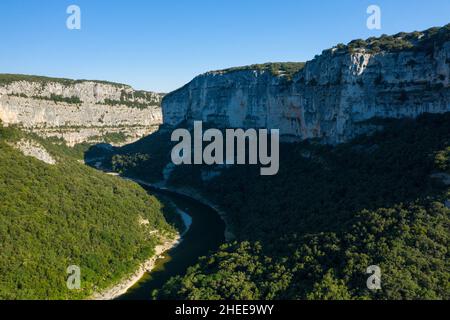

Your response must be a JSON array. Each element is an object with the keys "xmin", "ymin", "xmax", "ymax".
[
  {"xmin": 163, "ymin": 25, "xmax": 450, "ymax": 144},
  {"xmin": 0, "ymin": 75, "xmax": 163, "ymax": 146}
]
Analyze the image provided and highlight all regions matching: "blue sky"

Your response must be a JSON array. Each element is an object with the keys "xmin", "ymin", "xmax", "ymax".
[{"xmin": 0, "ymin": 0, "xmax": 449, "ymax": 92}]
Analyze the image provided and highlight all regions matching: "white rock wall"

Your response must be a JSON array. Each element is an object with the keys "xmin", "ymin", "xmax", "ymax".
[
  {"xmin": 0, "ymin": 79, "xmax": 163, "ymax": 145},
  {"xmin": 163, "ymin": 41, "xmax": 450, "ymax": 144}
]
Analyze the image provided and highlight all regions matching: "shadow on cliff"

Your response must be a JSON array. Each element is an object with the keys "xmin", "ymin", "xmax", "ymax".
[{"xmin": 84, "ymin": 125, "xmax": 175, "ymax": 182}]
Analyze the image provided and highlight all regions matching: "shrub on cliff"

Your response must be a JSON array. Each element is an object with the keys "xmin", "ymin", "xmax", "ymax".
[
  {"xmin": 341, "ymin": 24, "xmax": 450, "ymax": 54},
  {"xmin": 219, "ymin": 62, "xmax": 306, "ymax": 80}
]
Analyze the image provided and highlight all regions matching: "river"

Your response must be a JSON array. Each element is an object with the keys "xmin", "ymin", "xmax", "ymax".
[{"xmin": 117, "ymin": 184, "xmax": 226, "ymax": 300}]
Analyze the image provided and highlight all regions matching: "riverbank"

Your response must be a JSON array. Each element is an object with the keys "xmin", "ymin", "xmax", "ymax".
[
  {"xmin": 123, "ymin": 177, "xmax": 235, "ymax": 241},
  {"xmin": 90, "ymin": 234, "xmax": 181, "ymax": 300},
  {"xmin": 85, "ymin": 159, "xmax": 230, "ymax": 239}
]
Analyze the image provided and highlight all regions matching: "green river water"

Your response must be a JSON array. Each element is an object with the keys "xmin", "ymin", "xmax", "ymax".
[{"xmin": 117, "ymin": 185, "xmax": 225, "ymax": 300}]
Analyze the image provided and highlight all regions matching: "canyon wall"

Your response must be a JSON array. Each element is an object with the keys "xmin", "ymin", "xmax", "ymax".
[
  {"xmin": 163, "ymin": 25, "xmax": 450, "ymax": 144},
  {"xmin": 0, "ymin": 77, "xmax": 163, "ymax": 146}
]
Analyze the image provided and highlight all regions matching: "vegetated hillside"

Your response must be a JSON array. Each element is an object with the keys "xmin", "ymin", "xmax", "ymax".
[
  {"xmin": 157, "ymin": 113, "xmax": 450, "ymax": 300},
  {"xmin": 0, "ymin": 122, "xmax": 180, "ymax": 299},
  {"xmin": 101, "ymin": 128, "xmax": 175, "ymax": 183},
  {"xmin": 103, "ymin": 113, "xmax": 450, "ymax": 300}
]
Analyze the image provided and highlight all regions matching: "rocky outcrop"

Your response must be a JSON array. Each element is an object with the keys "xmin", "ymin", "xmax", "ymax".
[
  {"xmin": 0, "ymin": 76, "xmax": 163, "ymax": 146},
  {"xmin": 162, "ymin": 25, "xmax": 450, "ymax": 144},
  {"xmin": 13, "ymin": 139, "xmax": 56, "ymax": 165}
]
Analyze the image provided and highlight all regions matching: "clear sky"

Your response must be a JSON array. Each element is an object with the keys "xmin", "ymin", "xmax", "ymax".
[{"xmin": 0, "ymin": 0, "xmax": 449, "ymax": 93}]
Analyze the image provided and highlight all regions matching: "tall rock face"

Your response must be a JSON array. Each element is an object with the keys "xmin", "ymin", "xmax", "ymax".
[
  {"xmin": 0, "ymin": 75, "xmax": 163, "ymax": 146},
  {"xmin": 163, "ymin": 25, "xmax": 450, "ymax": 144}
]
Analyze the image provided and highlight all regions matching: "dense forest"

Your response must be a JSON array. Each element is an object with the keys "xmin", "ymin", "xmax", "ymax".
[
  {"xmin": 0, "ymin": 122, "xmax": 180, "ymax": 299},
  {"xmin": 103, "ymin": 113, "xmax": 450, "ymax": 300}
]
